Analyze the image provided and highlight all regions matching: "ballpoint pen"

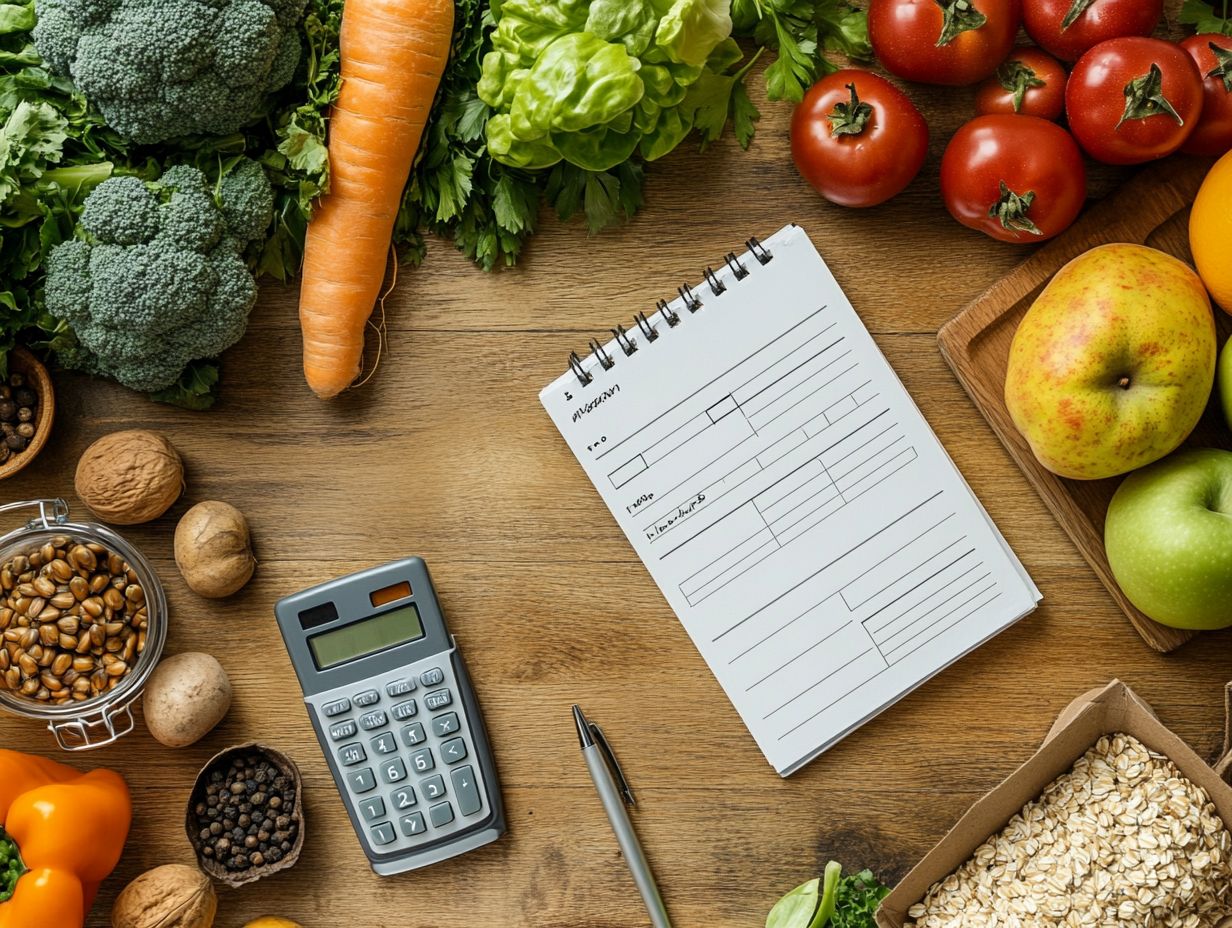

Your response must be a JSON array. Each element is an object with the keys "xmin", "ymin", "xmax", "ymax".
[{"xmin": 572, "ymin": 705, "xmax": 672, "ymax": 928}]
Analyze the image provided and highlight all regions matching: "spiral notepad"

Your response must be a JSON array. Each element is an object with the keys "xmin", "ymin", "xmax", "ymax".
[{"xmin": 540, "ymin": 224, "xmax": 1040, "ymax": 776}]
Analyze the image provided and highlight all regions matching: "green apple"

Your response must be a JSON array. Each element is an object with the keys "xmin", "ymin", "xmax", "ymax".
[
  {"xmin": 1221, "ymin": 337, "xmax": 1232, "ymax": 431},
  {"xmin": 1005, "ymin": 244, "xmax": 1216, "ymax": 480},
  {"xmin": 1105, "ymin": 448, "xmax": 1232, "ymax": 630}
]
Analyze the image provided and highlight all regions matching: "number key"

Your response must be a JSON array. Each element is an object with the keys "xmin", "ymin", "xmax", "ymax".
[
  {"xmin": 400, "ymin": 722, "xmax": 426, "ymax": 747},
  {"xmin": 370, "ymin": 732, "xmax": 398, "ymax": 755},
  {"xmin": 338, "ymin": 743, "xmax": 366, "ymax": 767},
  {"xmin": 410, "ymin": 748, "xmax": 435, "ymax": 773},
  {"xmin": 380, "ymin": 757, "xmax": 408, "ymax": 784},
  {"xmin": 420, "ymin": 774, "xmax": 446, "ymax": 801},
  {"xmin": 391, "ymin": 787, "xmax": 417, "ymax": 811},
  {"xmin": 358, "ymin": 797, "xmax": 386, "ymax": 823},
  {"xmin": 400, "ymin": 812, "xmax": 426, "ymax": 837},
  {"xmin": 370, "ymin": 822, "xmax": 396, "ymax": 846},
  {"xmin": 347, "ymin": 768, "xmax": 376, "ymax": 794},
  {"xmin": 432, "ymin": 712, "xmax": 460, "ymax": 737}
]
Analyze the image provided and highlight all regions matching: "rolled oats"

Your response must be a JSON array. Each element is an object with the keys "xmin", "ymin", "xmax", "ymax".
[{"xmin": 904, "ymin": 734, "xmax": 1232, "ymax": 928}]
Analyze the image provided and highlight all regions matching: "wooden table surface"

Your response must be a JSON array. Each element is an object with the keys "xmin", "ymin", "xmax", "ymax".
[{"xmin": 4, "ymin": 27, "xmax": 1231, "ymax": 928}]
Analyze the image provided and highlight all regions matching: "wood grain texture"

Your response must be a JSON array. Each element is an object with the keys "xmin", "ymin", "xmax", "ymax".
[
  {"xmin": 3, "ymin": 16, "xmax": 1231, "ymax": 927},
  {"xmin": 938, "ymin": 157, "xmax": 1230, "ymax": 653}
]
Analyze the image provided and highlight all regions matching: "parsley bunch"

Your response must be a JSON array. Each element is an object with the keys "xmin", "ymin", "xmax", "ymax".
[{"xmin": 1179, "ymin": 0, "xmax": 1232, "ymax": 34}]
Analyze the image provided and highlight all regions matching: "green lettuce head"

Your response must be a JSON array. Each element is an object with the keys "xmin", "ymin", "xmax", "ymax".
[{"xmin": 478, "ymin": 0, "xmax": 732, "ymax": 172}]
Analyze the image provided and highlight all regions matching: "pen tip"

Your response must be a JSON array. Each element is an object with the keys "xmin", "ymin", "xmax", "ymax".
[{"xmin": 572, "ymin": 704, "xmax": 593, "ymax": 748}]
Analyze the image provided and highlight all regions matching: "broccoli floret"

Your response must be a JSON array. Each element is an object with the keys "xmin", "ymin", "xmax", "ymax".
[
  {"xmin": 32, "ymin": 0, "xmax": 308, "ymax": 144},
  {"xmin": 45, "ymin": 159, "xmax": 270, "ymax": 393},
  {"xmin": 218, "ymin": 157, "xmax": 275, "ymax": 243}
]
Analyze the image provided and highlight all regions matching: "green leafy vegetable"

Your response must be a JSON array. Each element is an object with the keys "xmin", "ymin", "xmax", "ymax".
[
  {"xmin": 1179, "ymin": 0, "xmax": 1232, "ymax": 35},
  {"xmin": 478, "ymin": 0, "xmax": 742, "ymax": 172},
  {"xmin": 45, "ymin": 160, "xmax": 271, "ymax": 392},
  {"xmin": 766, "ymin": 863, "xmax": 891, "ymax": 928},
  {"xmin": 32, "ymin": 0, "xmax": 309, "ymax": 144}
]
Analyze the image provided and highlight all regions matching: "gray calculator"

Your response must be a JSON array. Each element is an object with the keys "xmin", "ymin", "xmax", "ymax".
[{"xmin": 274, "ymin": 557, "xmax": 505, "ymax": 874}]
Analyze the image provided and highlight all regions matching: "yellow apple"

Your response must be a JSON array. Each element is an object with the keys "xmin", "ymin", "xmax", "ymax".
[{"xmin": 1005, "ymin": 244, "xmax": 1215, "ymax": 480}]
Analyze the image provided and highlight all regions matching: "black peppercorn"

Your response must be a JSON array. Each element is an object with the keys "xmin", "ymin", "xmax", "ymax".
[
  {"xmin": 16, "ymin": 407, "xmax": 32, "ymax": 424},
  {"xmin": 16, "ymin": 423, "xmax": 34, "ymax": 439},
  {"xmin": 9, "ymin": 373, "xmax": 23, "ymax": 388},
  {"xmin": 0, "ymin": 401, "xmax": 15, "ymax": 422},
  {"xmin": 5, "ymin": 434, "xmax": 26, "ymax": 452},
  {"xmin": 12, "ymin": 388, "xmax": 35, "ymax": 408}
]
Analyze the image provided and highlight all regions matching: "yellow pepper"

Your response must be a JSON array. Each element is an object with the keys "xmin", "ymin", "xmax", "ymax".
[{"xmin": 0, "ymin": 750, "xmax": 131, "ymax": 928}]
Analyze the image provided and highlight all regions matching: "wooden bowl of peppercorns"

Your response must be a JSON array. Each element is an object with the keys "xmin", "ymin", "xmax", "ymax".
[
  {"xmin": 186, "ymin": 742, "xmax": 305, "ymax": 887},
  {"xmin": 0, "ymin": 347, "xmax": 54, "ymax": 481}
]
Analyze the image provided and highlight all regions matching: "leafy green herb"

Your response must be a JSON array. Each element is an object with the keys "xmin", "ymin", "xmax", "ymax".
[
  {"xmin": 733, "ymin": 0, "xmax": 872, "ymax": 104},
  {"xmin": 1180, "ymin": 0, "xmax": 1232, "ymax": 35},
  {"xmin": 766, "ymin": 863, "xmax": 891, "ymax": 928}
]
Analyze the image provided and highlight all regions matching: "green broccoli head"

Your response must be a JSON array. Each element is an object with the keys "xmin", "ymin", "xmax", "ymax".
[
  {"xmin": 45, "ymin": 159, "xmax": 271, "ymax": 393},
  {"xmin": 33, "ymin": 0, "xmax": 308, "ymax": 144}
]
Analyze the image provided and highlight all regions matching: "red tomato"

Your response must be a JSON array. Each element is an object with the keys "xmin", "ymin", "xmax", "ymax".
[
  {"xmin": 1066, "ymin": 37, "xmax": 1205, "ymax": 164},
  {"xmin": 1181, "ymin": 34, "xmax": 1232, "ymax": 156},
  {"xmin": 975, "ymin": 46, "xmax": 1068, "ymax": 118},
  {"xmin": 941, "ymin": 115, "xmax": 1087, "ymax": 243},
  {"xmin": 790, "ymin": 69, "xmax": 929, "ymax": 208},
  {"xmin": 869, "ymin": 0, "xmax": 1022, "ymax": 86},
  {"xmin": 1023, "ymin": 0, "xmax": 1162, "ymax": 62}
]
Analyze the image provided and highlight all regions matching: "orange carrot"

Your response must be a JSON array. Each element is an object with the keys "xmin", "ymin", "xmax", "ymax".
[{"xmin": 298, "ymin": 0, "xmax": 454, "ymax": 398}]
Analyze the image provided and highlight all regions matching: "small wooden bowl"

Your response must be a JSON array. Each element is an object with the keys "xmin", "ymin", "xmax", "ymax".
[
  {"xmin": 0, "ymin": 347, "xmax": 55, "ymax": 481},
  {"xmin": 185, "ymin": 742, "xmax": 305, "ymax": 888}
]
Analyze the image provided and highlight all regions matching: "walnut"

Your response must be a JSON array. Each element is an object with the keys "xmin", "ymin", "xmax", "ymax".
[
  {"xmin": 111, "ymin": 864, "xmax": 217, "ymax": 928},
  {"xmin": 75, "ymin": 430, "xmax": 185, "ymax": 524}
]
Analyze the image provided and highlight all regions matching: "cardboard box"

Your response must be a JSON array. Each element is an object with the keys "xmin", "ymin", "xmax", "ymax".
[{"xmin": 876, "ymin": 679, "xmax": 1232, "ymax": 928}]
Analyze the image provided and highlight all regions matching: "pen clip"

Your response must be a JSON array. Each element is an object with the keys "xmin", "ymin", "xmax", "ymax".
[{"xmin": 589, "ymin": 722, "xmax": 635, "ymax": 807}]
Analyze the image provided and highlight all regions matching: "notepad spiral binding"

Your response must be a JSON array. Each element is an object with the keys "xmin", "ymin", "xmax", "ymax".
[{"xmin": 566, "ymin": 237, "xmax": 774, "ymax": 388}]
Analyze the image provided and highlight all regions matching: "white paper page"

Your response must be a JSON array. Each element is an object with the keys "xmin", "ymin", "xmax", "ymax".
[{"xmin": 541, "ymin": 225, "xmax": 1040, "ymax": 775}]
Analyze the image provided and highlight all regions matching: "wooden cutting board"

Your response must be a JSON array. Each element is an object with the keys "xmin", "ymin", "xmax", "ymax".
[{"xmin": 937, "ymin": 156, "xmax": 1228, "ymax": 654}]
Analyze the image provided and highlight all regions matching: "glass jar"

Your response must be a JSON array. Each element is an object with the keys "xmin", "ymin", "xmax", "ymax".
[{"xmin": 0, "ymin": 499, "xmax": 167, "ymax": 750}]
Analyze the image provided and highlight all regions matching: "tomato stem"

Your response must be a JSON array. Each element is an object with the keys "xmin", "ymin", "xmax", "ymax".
[
  {"xmin": 989, "ymin": 181, "xmax": 1043, "ymax": 236},
  {"xmin": 1061, "ymin": 0, "xmax": 1095, "ymax": 31},
  {"xmin": 934, "ymin": 0, "xmax": 987, "ymax": 47},
  {"xmin": 1209, "ymin": 43, "xmax": 1232, "ymax": 93},
  {"xmin": 1117, "ymin": 63, "xmax": 1184, "ymax": 128},
  {"xmin": 828, "ymin": 83, "xmax": 874, "ymax": 137},
  {"xmin": 996, "ymin": 60, "xmax": 1045, "ymax": 113}
]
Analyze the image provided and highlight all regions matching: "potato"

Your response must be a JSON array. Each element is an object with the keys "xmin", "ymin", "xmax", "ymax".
[
  {"xmin": 143, "ymin": 652, "xmax": 232, "ymax": 748},
  {"xmin": 112, "ymin": 864, "xmax": 216, "ymax": 928},
  {"xmin": 175, "ymin": 501, "xmax": 257, "ymax": 598},
  {"xmin": 76, "ymin": 430, "xmax": 185, "ymax": 525}
]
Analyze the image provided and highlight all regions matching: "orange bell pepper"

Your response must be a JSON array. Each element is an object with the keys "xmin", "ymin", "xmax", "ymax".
[{"xmin": 0, "ymin": 750, "xmax": 131, "ymax": 928}]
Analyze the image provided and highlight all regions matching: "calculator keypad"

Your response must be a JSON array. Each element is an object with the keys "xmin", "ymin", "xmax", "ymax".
[{"xmin": 310, "ymin": 655, "xmax": 491, "ymax": 858}]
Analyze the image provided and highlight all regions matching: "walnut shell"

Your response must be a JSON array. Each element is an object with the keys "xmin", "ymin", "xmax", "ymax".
[
  {"xmin": 75, "ymin": 429, "xmax": 185, "ymax": 525},
  {"xmin": 186, "ymin": 743, "xmax": 306, "ymax": 888},
  {"xmin": 111, "ymin": 864, "xmax": 217, "ymax": 928},
  {"xmin": 174, "ymin": 501, "xmax": 256, "ymax": 598}
]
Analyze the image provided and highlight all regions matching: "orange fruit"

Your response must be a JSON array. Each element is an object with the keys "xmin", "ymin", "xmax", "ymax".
[{"xmin": 1190, "ymin": 151, "xmax": 1232, "ymax": 314}]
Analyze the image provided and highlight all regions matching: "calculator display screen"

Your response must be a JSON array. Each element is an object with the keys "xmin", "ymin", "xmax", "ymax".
[{"xmin": 308, "ymin": 604, "xmax": 425, "ymax": 670}]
